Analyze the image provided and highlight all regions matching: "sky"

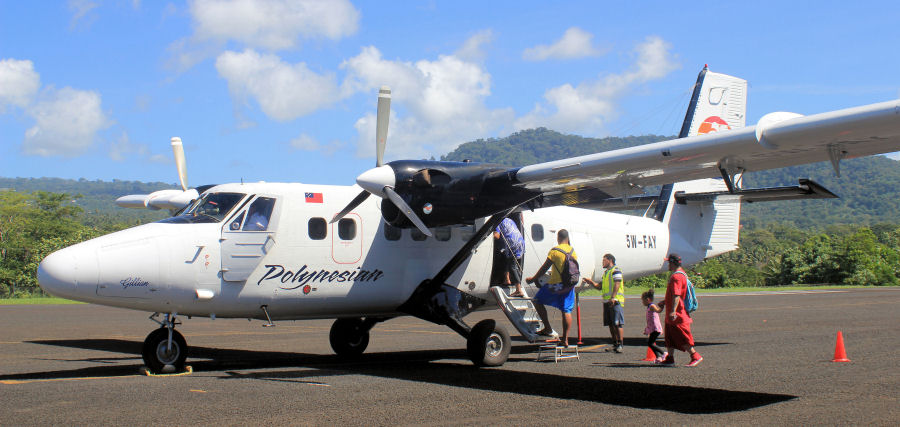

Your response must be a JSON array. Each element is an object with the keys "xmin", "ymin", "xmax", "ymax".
[{"xmin": 2, "ymin": 1, "xmax": 900, "ymax": 187}]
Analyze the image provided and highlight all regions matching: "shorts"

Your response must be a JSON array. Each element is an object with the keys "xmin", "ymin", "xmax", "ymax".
[
  {"xmin": 533, "ymin": 284, "xmax": 575, "ymax": 313},
  {"xmin": 603, "ymin": 301, "xmax": 625, "ymax": 326},
  {"xmin": 503, "ymin": 256, "xmax": 522, "ymax": 284}
]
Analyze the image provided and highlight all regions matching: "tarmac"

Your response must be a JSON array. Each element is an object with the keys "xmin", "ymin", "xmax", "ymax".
[{"xmin": 1, "ymin": 287, "xmax": 898, "ymax": 425}]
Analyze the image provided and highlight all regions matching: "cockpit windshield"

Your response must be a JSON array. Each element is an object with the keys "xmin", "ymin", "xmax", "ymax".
[{"xmin": 158, "ymin": 192, "xmax": 246, "ymax": 224}]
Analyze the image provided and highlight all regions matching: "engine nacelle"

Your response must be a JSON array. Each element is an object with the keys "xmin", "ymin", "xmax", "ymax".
[{"xmin": 380, "ymin": 160, "xmax": 538, "ymax": 229}]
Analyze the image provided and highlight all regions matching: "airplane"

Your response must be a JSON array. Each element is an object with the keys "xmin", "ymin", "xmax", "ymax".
[{"xmin": 37, "ymin": 66, "xmax": 900, "ymax": 373}]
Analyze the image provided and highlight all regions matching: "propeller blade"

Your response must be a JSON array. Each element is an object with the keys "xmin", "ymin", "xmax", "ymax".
[
  {"xmin": 375, "ymin": 86, "xmax": 391, "ymax": 167},
  {"xmin": 171, "ymin": 137, "xmax": 188, "ymax": 191},
  {"xmin": 330, "ymin": 190, "xmax": 371, "ymax": 223},
  {"xmin": 383, "ymin": 186, "xmax": 432, "ymax": 237}
]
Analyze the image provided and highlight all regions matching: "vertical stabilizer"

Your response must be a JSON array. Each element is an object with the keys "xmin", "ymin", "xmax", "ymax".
[
  {"xmin": 656, "ymin": 67, "xmax": 747, "ymax": 264},
  {"xmin": 683, "ymin": 66, "xmax": 748, "ymax": 137},
  {"xmin": 655, "ymin": 66, "xmax": 748, "ymax": 222}
]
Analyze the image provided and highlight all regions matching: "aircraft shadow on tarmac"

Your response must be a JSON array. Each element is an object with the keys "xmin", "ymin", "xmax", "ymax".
[{"xmin": 11, "ymin": 338, "xmax": 793, "ymax": 414}]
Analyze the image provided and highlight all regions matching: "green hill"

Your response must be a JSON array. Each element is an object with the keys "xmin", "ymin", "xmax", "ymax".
[
  {"xmin": 0, "ymin": 177, "xmax": 176, "ymax": 228},
  {"xmin": 443, "ymin": 128, "xmax": 900, "ymax": 228}
]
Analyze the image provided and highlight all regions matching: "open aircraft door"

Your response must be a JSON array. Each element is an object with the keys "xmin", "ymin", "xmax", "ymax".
[{"xmin": 221, "ymin": 195, "xmax": 280, "ymax": 282}]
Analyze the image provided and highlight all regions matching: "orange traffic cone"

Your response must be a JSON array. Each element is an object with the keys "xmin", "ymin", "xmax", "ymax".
[
  {"xmin": 641, "ymin": 346, "xmax": 656, "ymax": 361},
  {"xmin": 832, "ymin": 331, "xmax": 851, "ymax": 362}
]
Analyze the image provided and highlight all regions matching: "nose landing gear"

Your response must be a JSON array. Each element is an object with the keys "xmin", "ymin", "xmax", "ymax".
[{"xmin": 142, "ymin": 313, "xmax": 188, "ymax": 374}]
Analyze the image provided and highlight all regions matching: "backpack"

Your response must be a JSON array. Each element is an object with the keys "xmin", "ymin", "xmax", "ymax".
[
  {"xmin": 551, "ymin": 247, "xmax": 580, "ymax": 290},
  {"xmin": 673, "ymin": 270, "xmax": 698, "ymax": 313}
]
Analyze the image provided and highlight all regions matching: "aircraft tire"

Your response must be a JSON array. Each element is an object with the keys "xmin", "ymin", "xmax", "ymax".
[
  {"xmin": 142, "ymin": 327, "xmax": 188, "ymax": 374},
  {"xmin": 329, "ymin": 318, "xmax": 370, "ymax": 357},
  {"xmin": 467, "ymin": 319, "xmax": 510, "ymax": 367}
]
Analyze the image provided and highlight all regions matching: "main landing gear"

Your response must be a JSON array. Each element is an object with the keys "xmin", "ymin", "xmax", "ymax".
[
  {"xmin": 329, "ymin": 317, "xmax": 386, "ymax": 358},
  {"xmin": 467, "ymin": 319, "xmax": 511, "ymax": 367},
  {"xmin": 142, "ymin": 313, "xmax": 187, "ymax": 374}
]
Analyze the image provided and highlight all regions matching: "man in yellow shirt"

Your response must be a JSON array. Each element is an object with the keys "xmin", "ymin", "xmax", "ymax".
[{"xmin": 526, "ymin": 229, "xmax": 577, "ymax": 348}]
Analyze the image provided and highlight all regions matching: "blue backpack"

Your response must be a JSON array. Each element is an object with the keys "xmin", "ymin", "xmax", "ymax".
[{"xmin": 673, "ymin": 270, "xmax": 698, "ymax": 313}]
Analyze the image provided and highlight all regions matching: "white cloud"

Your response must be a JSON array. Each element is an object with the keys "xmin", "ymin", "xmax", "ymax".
[
  {"xmin": 0, "ymin": 58, "xmax": 41, "ymax": 111},
  {"xmin": 190, "ymin": 0, "xmax": 359, "ymax": 50},
  {"xmin": 289, "ymin": 133, "xmax": 319, "ymax": 151},
  {"xmin": 68, "ymin": 0, "xmax": 100, "ymax": 29},
  {"xmin": 23, "ymin": 87, "xmax": 111, "ymax": 157},
  {"xmin": 148, "ymin": 153, "xmax": 170, "ymax": 164},
  {"xmin": 455, "ymin": 29, "xmax": 494, "ymax": 62},
  {"xmin": 342, "ymin": 46, "xmax": 514, "ymax": 159},
  {"xmin": 515, "ymin": 36, "xmax": 678, "ymax": 135},
  {"xmin": 522, "ymin": 27, "xmax": 606, "ymax": 61},
  {"xmin": 109, "ymin": 131, "xmax": 148, "ymax": 161},
  {"xmin": 215, "ymin": 49, "xmax": 339, "ymax": 121}
]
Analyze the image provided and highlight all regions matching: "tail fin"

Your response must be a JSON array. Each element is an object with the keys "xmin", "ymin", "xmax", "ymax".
[
  {"xmin": 681, "ymin": 66, "xmax": 748, "ymax": 137},
  {"xmin": 653, "ymin": 66, "xmax": 748, "ymax": 221},
  {"xmin": 655, "ymin": 67, "xmax": 747, "ymax": 264}
]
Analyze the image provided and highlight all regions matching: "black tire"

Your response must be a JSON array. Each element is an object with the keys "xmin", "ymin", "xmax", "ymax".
[
  {"xmin": 329, "ymin": 318, "xmax": 370, "ymax": 357},
  {"xmin": 142, "ymin": 327, "xmax": 188, "ymax": 374},
  {"xmin": 467, "ymin": 319, "xmax": 511, "ymax": 367}
]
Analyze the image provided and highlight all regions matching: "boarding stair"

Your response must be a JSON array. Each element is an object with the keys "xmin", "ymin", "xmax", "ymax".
[{"xmin": 490, "ymin": 285, "xmax": 579, "ymax": 362}]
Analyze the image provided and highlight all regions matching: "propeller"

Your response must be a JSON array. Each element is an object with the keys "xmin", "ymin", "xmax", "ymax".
[
  {"xmin": 171, "ymin": 137, "xmax": 188, "ymax": 191},
  {"xmin": 331, "ymin": 86, "xmax": 433, "ymax": 237},
  {"xmin": 115, "ymin": 136, "xmax": 199, "ymax": 211}
]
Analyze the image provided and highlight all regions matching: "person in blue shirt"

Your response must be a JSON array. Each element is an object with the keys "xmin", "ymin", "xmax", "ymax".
[{"xmin": 494, "ymin": 216, "xmax": 526, "ymax": 297}]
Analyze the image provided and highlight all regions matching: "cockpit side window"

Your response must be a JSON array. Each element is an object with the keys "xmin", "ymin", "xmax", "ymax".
[
  {"xmin": 242, "ymin": 197, "xmax": 276, "ymax": 231},
  {"xmin": 229, "ymin": 212, "xmax": 245, "ymax": 231},
  {"xmin": 158, "ymin": 192, "xmax": 245, "ymax": 224}
]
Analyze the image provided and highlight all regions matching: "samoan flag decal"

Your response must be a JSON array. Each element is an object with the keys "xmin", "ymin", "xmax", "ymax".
[{"xmin": 305, "ymin": 192, "xmax": 323, "ymax": 203}]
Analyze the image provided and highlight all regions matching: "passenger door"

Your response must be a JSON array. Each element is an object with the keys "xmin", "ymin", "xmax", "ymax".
[
  {"xmin": 221, "ymin": 195, "xmax": 279, "ymax": 282},
  {"xmin": 331, "ymin": 213, "xmax": 362, "ymax": 264}
]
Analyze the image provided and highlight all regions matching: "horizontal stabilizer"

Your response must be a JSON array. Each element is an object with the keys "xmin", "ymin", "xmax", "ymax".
[{"xmin": 674, "ymin": 179, "xmax": 838, "ymax": 204}]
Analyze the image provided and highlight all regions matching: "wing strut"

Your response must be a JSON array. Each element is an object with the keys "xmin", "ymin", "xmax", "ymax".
[{"xmin": 397, "ymin": 197, "xmax": 538, "ymax": 338}]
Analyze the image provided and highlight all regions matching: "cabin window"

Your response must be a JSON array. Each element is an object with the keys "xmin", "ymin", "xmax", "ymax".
[
  {"xmin": 338, "ymin": 218, "xmax": 356, "ymax": 240},
  {"xmin": 384, "ymin": 223, "xmax": 401, "ymax": 241},
  {"xmin": 434, "ymin": 227, "xmax": 451, "ymax": 241},
  {"xmin": 242, "ymin": 197, "xmax": 275, "ymax": 231},
  {"xmin": 308, "ymin": 218, "xmax": 327, "ymax": 240},
  {"xmin": 229, "ymin": 212, "xmax": 245, "ymax": 231},
  {"xmin": 460, "ymin": 224, "xmax": 475, "ymax": 241},
  {"xmin": 531, "ymin": 224, "xmax": 544, "ymax": 241},
  {"xmin": 411, "ymin": 228, "xmax": 428, "ymax": 241}
]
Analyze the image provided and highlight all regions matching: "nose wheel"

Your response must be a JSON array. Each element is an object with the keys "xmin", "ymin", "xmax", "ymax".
[{"xmin": 142, "ymin": 313, "xmax": 188, "ymax": 374}]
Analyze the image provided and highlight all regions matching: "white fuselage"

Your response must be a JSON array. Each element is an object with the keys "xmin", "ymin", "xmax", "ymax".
[{"xmin": 38, "ymin": 182, "xmax": 677, "ymax": 320}]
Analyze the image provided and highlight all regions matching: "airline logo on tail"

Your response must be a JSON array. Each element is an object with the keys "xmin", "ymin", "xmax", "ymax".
[{"xmin": 698, "ymin": 116, "xmax": 731, "ymax": 134}]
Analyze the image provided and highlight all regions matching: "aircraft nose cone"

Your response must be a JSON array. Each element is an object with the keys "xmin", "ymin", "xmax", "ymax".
[
  {"xmin": 356, "ymin": 165, "xmax": 395, "ymax": 195},
  {"xmin": 38, "ymin": 249, "xmax": 78, "ymax": 299}
]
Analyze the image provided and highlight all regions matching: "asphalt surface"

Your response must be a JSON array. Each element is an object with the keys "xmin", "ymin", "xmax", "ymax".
[{"xmin": 1, "ymin": 288, "xmax": 898, "ymax": 425}]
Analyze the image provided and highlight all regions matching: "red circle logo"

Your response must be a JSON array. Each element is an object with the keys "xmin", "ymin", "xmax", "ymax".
[
  {"xmin": 303, "ymin": 285, "xmax": 311, "ymax": 295},
  {"xmin": 698, "ymin": 116, "xmax": 730, "ymax": 135}
]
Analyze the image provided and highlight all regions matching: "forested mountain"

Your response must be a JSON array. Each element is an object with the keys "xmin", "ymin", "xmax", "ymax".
[
  {"xmin": 0, "ymin": 177, "xmax": 175, "ymax": 228},
  {"xmin": 4, "ymin": 128, "xmax": 900, "ymax": 296},
  {"xmin": 443, "ymin": 128, "xmax": 900, "ymax": 228}
]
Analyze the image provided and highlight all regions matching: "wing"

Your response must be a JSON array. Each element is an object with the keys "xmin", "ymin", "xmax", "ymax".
[{"xmin": 514, "ymin": 99, "xmax": 900, "ymax": 197}]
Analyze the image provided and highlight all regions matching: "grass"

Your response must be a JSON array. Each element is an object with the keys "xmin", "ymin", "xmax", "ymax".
[
  {"xmin": 578, "ymin": 284, "xmax": 890, "ymax": 298},
  {"xmin": 0, "ymin": 296, "xmax": 83, "ymax": 305},
  {"xmin": 2, "ymin": 284, "xmax": 892, "ymax": 305}
]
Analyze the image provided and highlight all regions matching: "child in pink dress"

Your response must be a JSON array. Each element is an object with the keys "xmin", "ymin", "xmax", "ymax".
[{"xmin": 642, "ymin": 289, "xmax": 668, "ymax": 363}]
